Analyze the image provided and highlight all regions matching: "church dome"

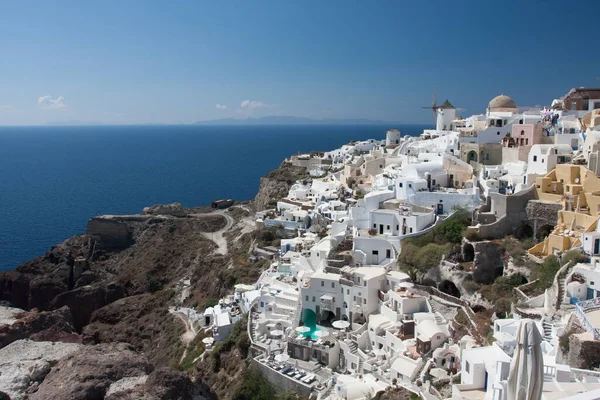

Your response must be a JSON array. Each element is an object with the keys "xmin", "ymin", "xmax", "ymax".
[{"xmin": 488, "ymin": 94, "xmax": 517, "ymax": 111}]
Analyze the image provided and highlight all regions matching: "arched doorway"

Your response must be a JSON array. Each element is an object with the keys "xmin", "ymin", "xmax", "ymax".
[
  {"xmin": 467, "ymin": 151, "xmax": 478, "ymax": 162},
  {"xmin": 463, "ymin": 243, "xmax": 475, "ymax": 262},
  {"xmin": 320, "ymin": 310, "xmax": 336, "ymax": 325},
  {"xmin": 537, "ymin": 224, "xmax": 554, "ymax": 240},
  {"xmin": 515, "ymin": 224, "xmax": 534, "ymax": 239}
]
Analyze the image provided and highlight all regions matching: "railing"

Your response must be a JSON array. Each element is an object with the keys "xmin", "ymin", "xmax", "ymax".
[{"xmin": 575, "ymin": 299, "xmax": 600, "ymax": 339}]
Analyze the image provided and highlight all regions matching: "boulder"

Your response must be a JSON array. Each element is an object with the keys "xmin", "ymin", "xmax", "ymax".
[
  {"xmin": 0, "ymin": 339, "xmax": 82, "ymax": 399},
  {"xmin": 30, "ymin": 342, "xmax": 152, "ymax": 400}
]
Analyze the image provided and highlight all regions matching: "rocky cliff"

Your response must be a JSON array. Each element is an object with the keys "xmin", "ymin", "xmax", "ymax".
[
  {"xmin": 0, "ymin": 157, "xmax": 307, "ymax": 399},
  {"xmin": 253, "ymin": 161, "xmax": 307, "ymax": 211}
]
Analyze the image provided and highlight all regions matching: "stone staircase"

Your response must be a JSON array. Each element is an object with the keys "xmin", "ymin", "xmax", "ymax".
[
  {"xmin": 347, "ymin": 340, "xmax": 358, "ymax": 354},
  {"xmin": 291, "ymin": 301, "xmax": 302, "ymax": 329},
  {"xmin": 429, "ymin": 300, "xmax": 445, "ymax": 324},
  {"xmin": 542, "ymin": 319, "xmax": 553, "ymax": 342},
  {"xmin": 558, "ymin": 276, "xmax": 567, "ymax": 305}
]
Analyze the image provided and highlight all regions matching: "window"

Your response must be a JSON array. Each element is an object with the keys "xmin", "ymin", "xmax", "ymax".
[
  {"xmin": 410, "ymin": 228, "xmax": 413, "ymax": 233},
  {"xmin": 497, "ymin": 131, "xmax": 500, "ymax": 135},
  {"xmin": 525, "ymin": 138, "xmax": 529, "ymax": 145},
  {"xmin": 364, "ymin": 281, "xmax": 367, "ymax": 287},
  {"xmin": 373, "ymin": 223, "xmax": 376, "ymax": 228},
  {"xmin": 592, "ymin": 281, "xmax": 596, "ymax": 286},
  {"xmin": 386, "ymin": 249, "xmax": 391, "ymax": 258},
  {"xmin": 347, "ymin": 289, "xmax": 350, "ymax": 295},
  {"xmin": 466, "ymin": 361, "xmax": 470, "ymax": 374},
  {"xmin": 312, "ymin": 296, "xmax": 315, "ymax": 302},
  {"xmin": 363, "ymin": 299, "xmax": 367, "ymax": 304},
  {"xmin": 321, "ymin": 281, "xmax": 324, "ymax": 287},
  {"xmin": 332, "ymin": 297, "xmax": 335, "ymax": 303},
  {"xmin": 396, "ymin": 225, "xmax": 399, "ymax": 231},
  {"xmin": 521, "ymin": 130, "xmax": 525, "ymax": 135},
  {"xmin": 542, "ymin": 158, "xmax": 544, "ymax": 163},
  {"xmin": 305, "ymin": 295, "xmax": 309, "ymax": 301},
  {"xmin": 353, "ymin": 296, "xmax": 356, "ymax": 301},
  {"xmin": 379, "ymin": 165, "xmax": 383, "ymax": 168},
  {"xmin": 386, "ymin": 225, "xmax": 390, "ymax": 230},
  {"xmin": 343, "ymin": 302, "xmax": 347, "ymax": 308},
  {"xmin": 408, "ymin": 184, "xmax": 412, "ymax": 188},
  {"xmin": 533, "ymin": 155, "xmax": 537, "ymax": 162},
  {"xmin": 331, "ymin": 282, "xmax": 335, "ymax": 288},
  {"xmin": 399, "ymin": 182, "xmax": 403, "ymax": 188},
  {"xmin": 372, "ymin": 250, "xmax": 378, "ymax": 255}
]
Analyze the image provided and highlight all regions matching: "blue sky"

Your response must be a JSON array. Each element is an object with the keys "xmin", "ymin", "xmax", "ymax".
[{"xmin": 0, "ymin": 0, "xmax": 599, "ymax": 125}]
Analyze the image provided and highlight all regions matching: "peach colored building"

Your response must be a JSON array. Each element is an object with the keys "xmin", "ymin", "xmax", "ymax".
[{"xmin": 528, "ymin": 165, "xmax": 600, "ymax": 259}]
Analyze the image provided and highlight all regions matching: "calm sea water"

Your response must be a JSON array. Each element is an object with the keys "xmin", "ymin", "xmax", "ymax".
[{"xmin": 0, "ymin": 124, "xmax": 427, "ymax": 270}]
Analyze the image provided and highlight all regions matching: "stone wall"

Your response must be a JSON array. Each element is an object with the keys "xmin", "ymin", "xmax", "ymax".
[
  {"xmin": 86, "ymin": 218, "xmax": 132, "ymax": 250},
  {"xmin": 250, "ymin": 359, "xmax": 314, "ymax": 398},
  {"xmin": 525, "ymin": 200, "xmax": 562, "ymax": 239},
  {"xmin": 473, "ymin": 185, "xmax": 536, "ymax": 240}
]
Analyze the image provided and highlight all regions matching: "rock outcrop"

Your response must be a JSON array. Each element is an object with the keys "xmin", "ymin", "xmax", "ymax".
[
  {"xmin": 30, "ymin": 342, "xmax": 152, "ymax": 400},
  {"xmin": 50, "ymin": 283, "xmax": 125, "ymax": 331},
  {"xmin": 471, "ymin": 241, "xmax": 505, "ymax": 284},
  {"xmin": 143, "ymin": 203, "xmax": 187, "ymax": 217},
  {"xmin": 0, "ymin": 339, "xmax": 82, "ymax": 399},
  {"xmin": 253, "ymin": 162, "xmax": 306, "ymax": 211},
  {"xmin": 0, "ymin": 306, "xmax": 79, "ymax": 348},
  {"xmin": 86, "ymin": 217, "xmax": 133, "ymax": 250}
]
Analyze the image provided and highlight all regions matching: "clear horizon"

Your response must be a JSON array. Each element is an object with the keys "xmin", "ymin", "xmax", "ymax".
[{"xmin": 1, "ymin": 0, "xmax": 599, "ymax": 126}]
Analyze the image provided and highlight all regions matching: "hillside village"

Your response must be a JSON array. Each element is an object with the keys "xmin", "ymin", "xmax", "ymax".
[{"xmin": 185, "ymin": 88, "xmax": 600, "ymax": 399}]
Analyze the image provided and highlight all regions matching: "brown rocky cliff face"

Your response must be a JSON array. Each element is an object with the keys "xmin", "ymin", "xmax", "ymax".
[
  {"xmin": 0, "ymin": 306, "xmax": 80, "ymax": 348},
  {"xmin": 30, "ymin": 342, "xmax": 153, "ymax": 400},
  {"xmin": 253, "ymin": 162, "xmax": 306, "ymax": 211}
]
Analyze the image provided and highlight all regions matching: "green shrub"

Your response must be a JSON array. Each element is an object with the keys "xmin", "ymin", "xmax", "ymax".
[
  {"xmin": 202, "ymin": 298, "xmax": 219, "ymax": 310},
  {"xmin": 536, "ymin": 255, "xmax": 560, "ymax": 291},
  {"xmin": 562, "ymin": 250, "xmax": 588, "ymax": 266},
  {"xmin": 462, "ymin": 280, "xmax": 480, "ymax": 293},
  {"xmin": 232, "ymin": 367, "xmax": 277, "ymax": 400}
]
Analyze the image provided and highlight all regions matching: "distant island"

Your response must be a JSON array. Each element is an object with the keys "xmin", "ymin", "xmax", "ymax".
[{"xmin": 194, "ymin": 115, "xmax": 407, "ymax": 125}]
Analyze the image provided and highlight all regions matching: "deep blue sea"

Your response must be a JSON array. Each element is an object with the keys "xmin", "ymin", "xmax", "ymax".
[{"xmin": 0, "ymin": 124, "xmax": 427, "ymax": 270}]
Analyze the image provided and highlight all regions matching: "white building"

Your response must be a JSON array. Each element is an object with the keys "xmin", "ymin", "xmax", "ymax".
[{"xmin": 526, "ymin": 144, "xmax": 573, "ymax": 178}]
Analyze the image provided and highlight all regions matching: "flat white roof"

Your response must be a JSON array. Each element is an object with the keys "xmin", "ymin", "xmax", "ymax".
[
  {"xmin": 311, "ymin": 271, "xmax": 340, "ymax": 281},
  {"xmin": 354, "ymin": 267, "xmax": 386, "ymax": 280}
]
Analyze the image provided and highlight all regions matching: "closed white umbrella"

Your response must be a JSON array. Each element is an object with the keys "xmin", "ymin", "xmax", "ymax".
[{"xmin": 507, "ymin": 319, "xmax": 543, "ymax": 400}]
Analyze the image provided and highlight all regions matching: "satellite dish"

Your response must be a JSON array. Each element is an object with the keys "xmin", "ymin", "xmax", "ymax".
[{"xmin": 575, "ymin": 178, "xmax": 580, "ymax": 183}]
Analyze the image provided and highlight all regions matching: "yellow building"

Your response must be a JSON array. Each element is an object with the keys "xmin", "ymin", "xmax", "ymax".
[{"xmin": 529, "ymin": 165, "xmax": 600, "ymax": 259}]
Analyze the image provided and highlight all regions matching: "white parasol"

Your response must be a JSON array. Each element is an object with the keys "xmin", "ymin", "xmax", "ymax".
[
  {"xmin": 399, "ymin": 282, "xmax": 414, "ymax": 289},
  {"xmin": 270, "ymin": 329, "xmax": 284, "ymax": 337},
  {"xmin": 332, "ymin": 320, "xmax": 350, "ymax": 330},
  {"xmin": 275, "ymin": 353, "xmax": 290, "ymax": 362},
  {"xmin": 507, "ymin": 319, "xmax": 543, "ymax": 400}
]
